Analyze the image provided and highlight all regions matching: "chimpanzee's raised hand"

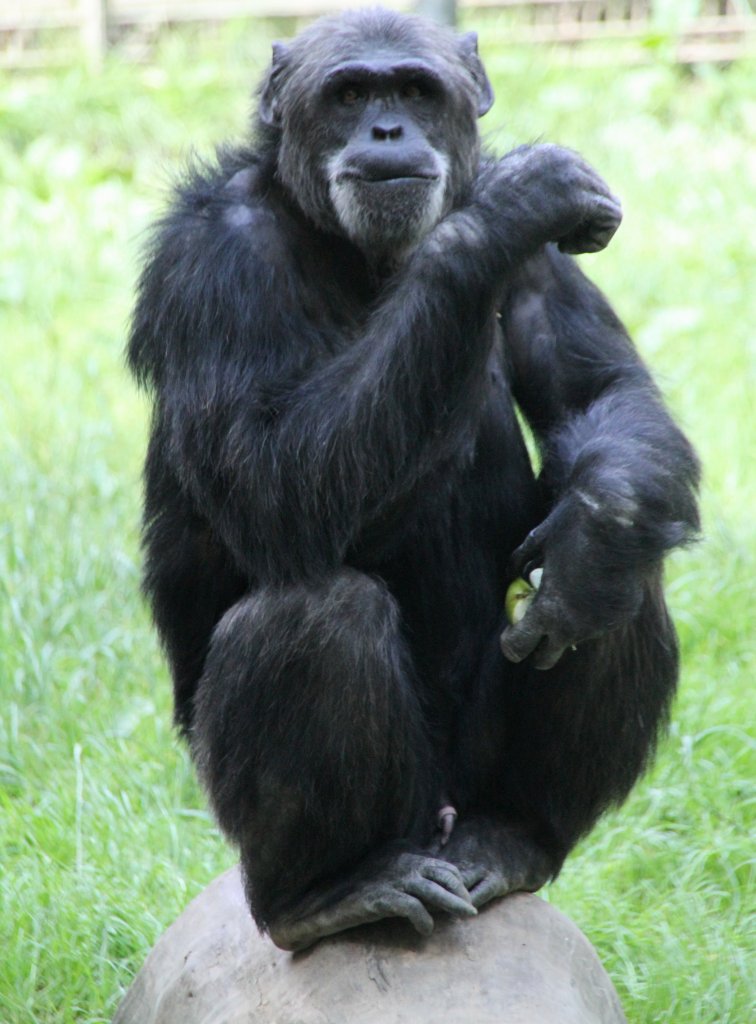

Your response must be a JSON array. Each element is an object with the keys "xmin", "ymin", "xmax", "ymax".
[
  {"xmin": 500, "ymin": 490, "xmax": 647, "ymax": 670},
  {"xmin": 471, "ymin": 144, "xmax": 623, "ymax": 256}
]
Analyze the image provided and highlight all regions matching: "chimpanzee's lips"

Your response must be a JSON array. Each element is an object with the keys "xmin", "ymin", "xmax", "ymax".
[{"xmin": 344, "ymin": 172, "xmax": 440, "ymax": 184}]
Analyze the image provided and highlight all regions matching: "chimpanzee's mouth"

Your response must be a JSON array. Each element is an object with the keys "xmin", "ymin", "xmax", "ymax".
[{"xmin": 345, "ymin": 172, "xmax": 440, "ymax": 185}]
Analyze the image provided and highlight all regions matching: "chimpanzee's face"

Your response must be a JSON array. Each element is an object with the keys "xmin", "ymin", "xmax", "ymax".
[
  {"xmin": 261, "ymin": 17, "xmax": 493, "ymax": 257},
  {"xmin": 319, "ymin": 53, "xmax": 454, "ymax": 253}
]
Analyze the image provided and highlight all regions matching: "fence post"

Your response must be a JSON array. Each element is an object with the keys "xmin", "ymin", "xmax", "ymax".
[{"xmin": 81, "ymin": 0, "xmax": 108, "ymax": 69}]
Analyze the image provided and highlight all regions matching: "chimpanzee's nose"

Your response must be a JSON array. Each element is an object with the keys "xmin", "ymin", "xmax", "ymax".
[{"xmin": 372, "ymin": 124, "xmax": 403, "ymax": 141}]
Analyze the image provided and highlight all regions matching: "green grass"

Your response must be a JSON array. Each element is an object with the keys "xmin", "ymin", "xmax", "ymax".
[{"xmin": 1, "ymin": 19, "xmax": 754, "ymax": 1024}]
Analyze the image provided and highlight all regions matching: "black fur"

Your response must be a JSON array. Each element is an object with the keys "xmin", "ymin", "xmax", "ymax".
[{"xmin": 128, "ymin": 7, "xmax": 699, "ymax": 949}]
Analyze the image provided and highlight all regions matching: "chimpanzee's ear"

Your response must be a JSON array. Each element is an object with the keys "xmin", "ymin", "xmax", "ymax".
[
  {"xmin": 458, "ymin": 31, "xmax": 494, "ymax": 117},
  {"xmin": 258, "ymin": 42, "xmax": 290, "ymax": 127}
]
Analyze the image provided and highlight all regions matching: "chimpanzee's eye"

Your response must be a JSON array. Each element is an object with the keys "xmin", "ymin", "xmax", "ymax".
[
  {"xmin": 402, "ymin": 82, "xmax": 424, "ymax": 100},
  {"xmin": 339, "ymin": 85, "xmax": 365, "ymax": 105}
]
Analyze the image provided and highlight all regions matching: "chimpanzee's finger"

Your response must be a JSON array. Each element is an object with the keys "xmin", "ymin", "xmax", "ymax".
[
  {"xmin": 406, "ymin": 877, "xmax": 478, "ymax": 918},
  {"xmin": 500, "ymin": 612, "xmax": 545, "ymax": 663}
]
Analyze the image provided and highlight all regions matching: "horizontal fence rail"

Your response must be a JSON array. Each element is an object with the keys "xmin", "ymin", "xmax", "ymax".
[{"xmin": 0, "ymin": 0, "xmax": 753, "ymax": 67}]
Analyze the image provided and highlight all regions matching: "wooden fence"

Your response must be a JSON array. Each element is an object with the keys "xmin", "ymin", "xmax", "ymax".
[{"xmin": 0, "ymin": 0, "xmax": 754, "ymax": 68}]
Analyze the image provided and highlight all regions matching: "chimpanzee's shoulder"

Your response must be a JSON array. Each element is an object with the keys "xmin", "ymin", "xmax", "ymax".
[{"xmin": 162, "ymin": 146, "xmax": 289, "ymax": 260}]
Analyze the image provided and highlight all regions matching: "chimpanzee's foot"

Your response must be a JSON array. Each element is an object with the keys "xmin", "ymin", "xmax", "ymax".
[
  {"xmin": 268, "ymin": 851, "xmax": 476, "ymax": 952},
  {"xmin": 438, "ymin": 817, "xmax": 556, "ymax": 909}
]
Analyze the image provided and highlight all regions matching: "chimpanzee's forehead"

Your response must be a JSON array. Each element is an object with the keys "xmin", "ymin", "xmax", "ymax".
[
  {"xmin": 276, "ymin": 9, "xmax": 477, "ymax": 111},
  {"xmin": 286, "ymin": 32, "xmax": 468, "ymax": 98},
  {"xmin": 287, "ymin": 10, "xmax": 462, "ymax": 71}
]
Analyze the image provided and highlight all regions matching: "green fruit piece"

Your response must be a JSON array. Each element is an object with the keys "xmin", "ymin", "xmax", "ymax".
[{"xmin": 505, "ymin": 577, "xmax": 535, "ymax": 625}]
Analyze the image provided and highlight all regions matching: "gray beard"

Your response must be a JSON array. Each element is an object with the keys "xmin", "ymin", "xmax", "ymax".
[{"xmin": 327, "ymin": 157, "xmax": 450, "ymax": 257}]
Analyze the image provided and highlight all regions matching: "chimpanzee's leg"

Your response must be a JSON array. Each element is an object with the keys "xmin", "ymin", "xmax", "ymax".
[
  {"xmin": 443, "ymin": 578, "xmax": 678, "ymax": 903},
  {"xmin": 191, "ymin": 568, "xmax": 476, "ymax": 951}
]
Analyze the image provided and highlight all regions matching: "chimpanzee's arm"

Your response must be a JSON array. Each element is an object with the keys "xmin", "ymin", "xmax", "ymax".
[
  {"xmin": 129, "ymin": 149, "xmax": 620, "ymax": 584},
  {"xmin": 130, "ymin": 191, "xmax": 492, "ymax": 583},
  {"xmin": 499, "ymin": 246, "xmax": 700, "ymax": 668}
]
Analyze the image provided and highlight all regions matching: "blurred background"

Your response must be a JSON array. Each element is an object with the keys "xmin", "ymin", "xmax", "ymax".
[{"xmin": 1, "ymin": 2, "xmax": 754, "ymax": 1022}]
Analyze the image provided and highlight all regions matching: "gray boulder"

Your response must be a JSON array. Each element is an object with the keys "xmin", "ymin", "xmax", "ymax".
[{"xmin": 114, "ymin": 866, "xmax": 627, "ymax": 1023}]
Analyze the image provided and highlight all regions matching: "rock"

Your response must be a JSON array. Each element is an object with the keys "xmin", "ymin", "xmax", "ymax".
[{"xmin": 113, "ymin": 866, "xmax": 627, "ymax": 1024}]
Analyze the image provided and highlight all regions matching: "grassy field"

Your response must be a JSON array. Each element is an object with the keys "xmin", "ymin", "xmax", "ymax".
[{"xmin": 1, "ymin": 17, "xmax": 754, "ymax": 1024}]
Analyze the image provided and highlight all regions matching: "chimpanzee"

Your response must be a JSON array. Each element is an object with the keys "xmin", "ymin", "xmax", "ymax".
[{"xmin": 128, "ymin": 7, "xmax": 699, "ymax": 951}]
